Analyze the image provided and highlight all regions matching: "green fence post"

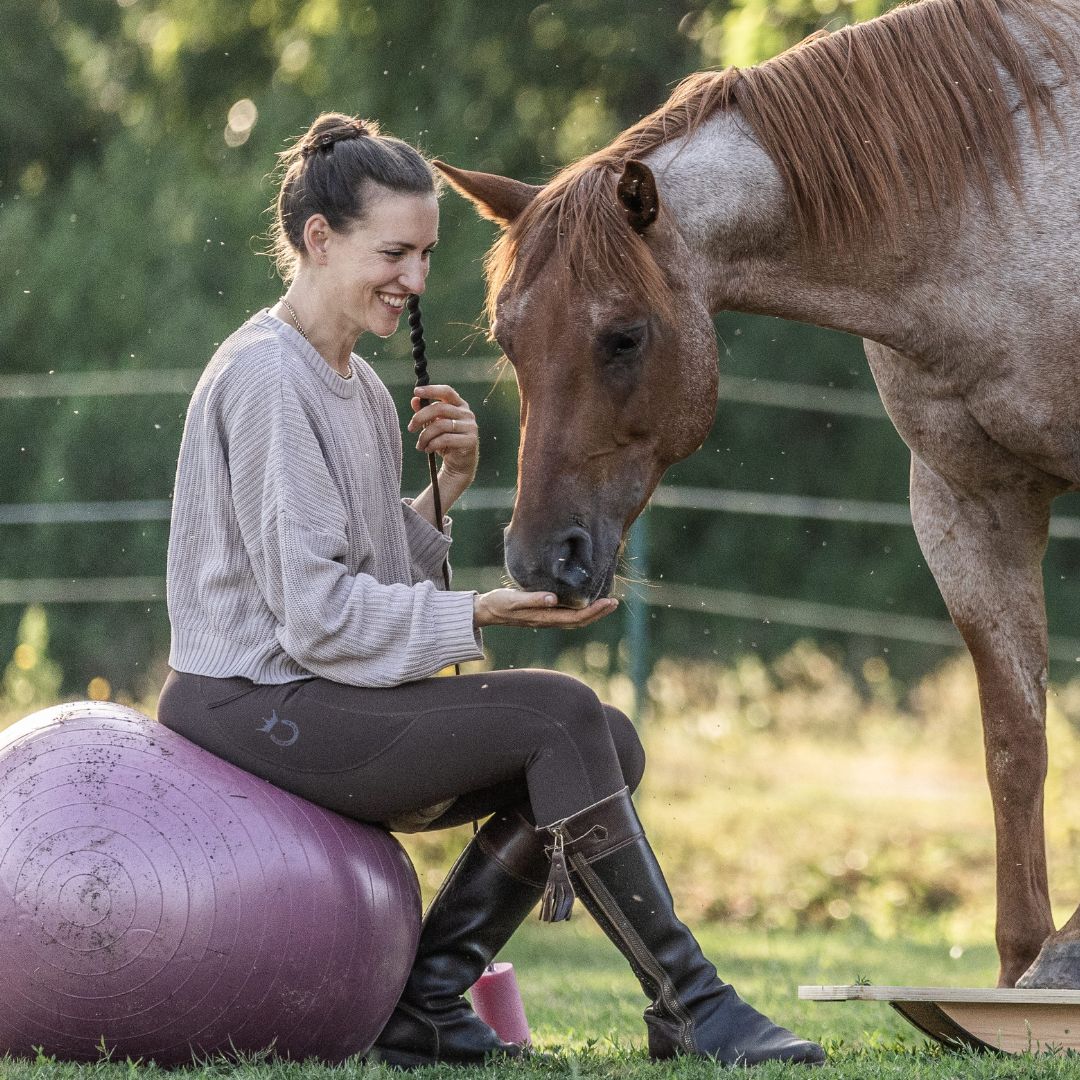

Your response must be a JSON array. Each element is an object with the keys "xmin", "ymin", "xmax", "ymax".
[{"xmin": 625, "ymin": 513, "xmax": 650, "ymax": 725}]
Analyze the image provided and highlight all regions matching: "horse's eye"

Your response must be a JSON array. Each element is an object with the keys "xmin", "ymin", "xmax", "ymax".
[{"xmin": 602, "ymin": 326, "xmax": 645, "ymax": 360}]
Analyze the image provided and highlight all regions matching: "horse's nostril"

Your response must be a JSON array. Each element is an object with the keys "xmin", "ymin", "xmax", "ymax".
[{"xmin": 553, "ymin": 527, "xmax": 593, "ymax": 590}]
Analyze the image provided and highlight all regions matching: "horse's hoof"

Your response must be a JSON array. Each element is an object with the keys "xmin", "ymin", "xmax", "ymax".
[{"xmin": 1016, "ymin": 937, "xmax": 1080, "ymax": 989}]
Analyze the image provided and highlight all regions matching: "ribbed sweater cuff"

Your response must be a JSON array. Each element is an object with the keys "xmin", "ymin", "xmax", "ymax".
[
  {"xmin": 402, "ymin": 498, "xmax": 453, "ymax": 580},
  {"xmin": 431, "ymin": 588, "xmax": 485, "ymax": 665}
]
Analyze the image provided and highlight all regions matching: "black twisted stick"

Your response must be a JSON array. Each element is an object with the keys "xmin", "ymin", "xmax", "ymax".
[{"xmin": 407, "ymin": 294, "xmax": 451, "ymax": 592}]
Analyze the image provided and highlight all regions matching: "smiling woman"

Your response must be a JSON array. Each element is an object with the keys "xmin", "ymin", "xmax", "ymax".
[
  {"xmin": 269, "ymin": 114, "xmax": 440, "ymax": 370},
  {"xmin": 148, "ymin": 110, "xmax": 747, "ymax": 1069},
  {"xmin": 149, "ymin": 109, "xmax": 825, "ymax": 1069}
]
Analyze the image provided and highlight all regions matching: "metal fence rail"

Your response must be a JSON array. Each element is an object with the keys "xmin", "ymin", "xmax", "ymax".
[
  {"xmin": 13, "ymin": 567, "xmax": 1077, "ymax": 667},
  {"xmin": 3, "ymin": 364, "xmax": 1078, "ymax": 659},
  {"xmin": 9, "ymin": 487, "xmax": 1080, "ymax": 539},
  {"xmin": 0, "ymin": 361, "xmax": 503, "ymax": 400},
  {"xmin": 0, "ymin": 577, "xmax": 164, "ymax": 604},
  {"xmin": 0, "ymin": 363, "xmax": 887, "ymax": 417}
]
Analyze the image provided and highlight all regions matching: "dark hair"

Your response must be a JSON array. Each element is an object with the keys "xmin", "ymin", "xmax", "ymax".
[{"xmin": 269, "ymin": 113, "xmax": 437, "ymax": 282}]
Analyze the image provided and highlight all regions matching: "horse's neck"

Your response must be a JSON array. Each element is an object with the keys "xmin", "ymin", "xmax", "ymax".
[
  {"xmin": 646, "ymin": 27, "xmax": 1080, "ymax": 358},
  {"xmin": 645, "ymin": 113, "xmax": 948, "ymax": 355}
]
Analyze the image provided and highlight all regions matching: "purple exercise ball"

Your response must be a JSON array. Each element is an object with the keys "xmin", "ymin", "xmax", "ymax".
[{"xmin": 0, "ymin": 700, "xmax": 421, "ymax": 1065}]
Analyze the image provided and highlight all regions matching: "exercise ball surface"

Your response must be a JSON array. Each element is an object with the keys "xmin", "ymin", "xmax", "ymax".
[{"xmin": 0, "ymin": 701, "xmax": 420, "ymax": 1065}]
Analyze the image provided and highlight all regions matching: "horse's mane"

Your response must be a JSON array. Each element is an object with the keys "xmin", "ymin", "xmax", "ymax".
[{"xmin": 485, "ymin": 0, "xmax": 1076, "ymax": 325}]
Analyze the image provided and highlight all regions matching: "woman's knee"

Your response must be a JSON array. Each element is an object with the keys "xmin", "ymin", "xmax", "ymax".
[
  {"xmin": 520, "ymin": 672, "xmax": 619, "ymax": 760},
  {"xmin": 517, "ymin": 671, "xmax": 608, "ymax": 733},
  {"xmin": 523, "ymin": 669, "xmax": 603, "ymax": 712},
  {"xmin": 604, "ymin": 705, "xmax": 646, "ymax": 793},
  {"xmin": 526, "ymin": 674, "xmax": 644, "ymax": 792}
]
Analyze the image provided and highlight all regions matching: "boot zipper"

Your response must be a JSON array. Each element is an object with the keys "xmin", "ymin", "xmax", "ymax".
[{"xmin": 568, "ymin": 851, "xmax": 696, "ymax": 1053}]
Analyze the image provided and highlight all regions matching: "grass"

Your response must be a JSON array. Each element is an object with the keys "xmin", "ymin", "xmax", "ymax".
[
  {"xmin": 5, "ymin": 642, "xmax": 1080, "ymax": 1076},
  {"xmin": 8, "ymin": 920, "xmax": 1080, "ymax": 1077}
]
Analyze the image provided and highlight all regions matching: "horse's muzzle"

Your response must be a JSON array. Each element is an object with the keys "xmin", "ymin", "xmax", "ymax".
[{"xmin": 504, "ymin": 523, "xmax": 614, "ymax": 607}]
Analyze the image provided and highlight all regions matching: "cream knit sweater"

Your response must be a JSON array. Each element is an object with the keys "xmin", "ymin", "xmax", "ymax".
[{"xmin": 166, "ymin": 310, "xmax": 483, "ymax": 687}]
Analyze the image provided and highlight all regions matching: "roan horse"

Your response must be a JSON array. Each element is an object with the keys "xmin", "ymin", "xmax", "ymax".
[{"xmin": 436, "ymin": 0, "xmax": 1080, "ymax": 989}]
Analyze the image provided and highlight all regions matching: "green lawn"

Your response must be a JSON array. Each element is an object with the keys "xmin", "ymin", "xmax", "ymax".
[
  {"xmin": 11, "ymin": 918, "xmax": 1080, "ymax": 1079},
  {"xmin": 505, "ymin": 917, "xmax": 996, "ymax": 1053},
  {"xmin": 7, "ymin": 646, "xmax": 1080, "ymax": 1077}
]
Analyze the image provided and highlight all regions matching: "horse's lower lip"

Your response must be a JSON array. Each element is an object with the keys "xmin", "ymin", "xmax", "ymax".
[
  {"xmin": 558, "ymin": 595, "xmax": 591, "ymax": 609},
  {"xmin": 547, "ymin": 560, "xmax": 615, "ymax": 608}
]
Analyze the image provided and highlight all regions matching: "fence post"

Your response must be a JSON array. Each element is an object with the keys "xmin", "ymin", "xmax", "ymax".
[{"xmin": 625, "ymin": 513, "xmax": 650, "ymax": 725}]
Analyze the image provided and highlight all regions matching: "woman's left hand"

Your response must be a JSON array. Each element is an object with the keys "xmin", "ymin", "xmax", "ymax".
[{"xmin": 409, "ymin": 384, "xmax": 479, "ymax": 494}]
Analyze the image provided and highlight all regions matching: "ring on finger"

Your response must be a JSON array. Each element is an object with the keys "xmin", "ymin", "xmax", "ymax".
[{"xmin": 451, "ymin": 418, "xmax": 457, "ymax": 432}]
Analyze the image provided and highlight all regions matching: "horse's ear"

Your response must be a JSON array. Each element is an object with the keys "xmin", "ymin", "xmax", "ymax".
[
  {"xmin": 433, "ymin": 161, "xmax": 541, "ymax": 227},
  {"xmin": 617, "ymin": 159, "xmax": 659, "ymax": 233}
]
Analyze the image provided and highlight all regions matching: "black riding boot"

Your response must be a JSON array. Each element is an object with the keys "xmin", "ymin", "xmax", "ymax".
[
  {"xmin": 369, "ymin": 809, "xmax": 548, "ymax": 1068},
  {"xmin": 539, "ymin": 787, "xmax": 826, "ymax": 1066}
]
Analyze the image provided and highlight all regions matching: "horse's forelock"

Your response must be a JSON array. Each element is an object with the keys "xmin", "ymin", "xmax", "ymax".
[{"xmin": 484, "ymin": 167, "xmax": 678, "ymax": 335}]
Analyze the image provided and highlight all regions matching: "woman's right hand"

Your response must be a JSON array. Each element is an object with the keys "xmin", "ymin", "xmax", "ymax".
[{"xmin": 474, "ymin": 589, "xmax": 618, "ymax": 629}]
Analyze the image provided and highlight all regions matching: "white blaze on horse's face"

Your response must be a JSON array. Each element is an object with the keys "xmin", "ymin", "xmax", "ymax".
[{"xmin": 435, "ymin": 158, "xmax": 718, "ymax": 606}]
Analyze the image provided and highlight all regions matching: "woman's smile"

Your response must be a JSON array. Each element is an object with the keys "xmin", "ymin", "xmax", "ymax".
[{"xmin": 376, "ymin": 291, "xmax": 408, "ymax": 314}]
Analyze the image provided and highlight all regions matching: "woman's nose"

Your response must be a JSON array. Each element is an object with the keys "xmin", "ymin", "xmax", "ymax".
[{"xmin": 400, "ymin": 257, "xmax": 428, "ymax": 294}]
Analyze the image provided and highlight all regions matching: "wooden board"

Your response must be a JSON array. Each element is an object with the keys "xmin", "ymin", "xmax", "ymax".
[{"xmin": 798, "ymin": 985, "xmax": 1080, "ymax": 1054}]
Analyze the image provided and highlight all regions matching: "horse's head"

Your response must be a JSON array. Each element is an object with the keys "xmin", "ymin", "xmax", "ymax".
[{"xmin": 436, "ymin": 158, "xmax": 717, "ymax": 606}]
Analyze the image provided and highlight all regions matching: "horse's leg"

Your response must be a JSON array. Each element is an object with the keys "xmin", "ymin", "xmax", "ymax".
[{"xmin": 908, "ymin": 455, "xmax": 1056, "ymax": 987}]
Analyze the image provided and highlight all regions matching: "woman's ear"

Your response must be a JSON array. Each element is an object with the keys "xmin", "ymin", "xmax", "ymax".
[{"xmin": 302, "ymin": 214, "xmax": 331, "ymax": 263}]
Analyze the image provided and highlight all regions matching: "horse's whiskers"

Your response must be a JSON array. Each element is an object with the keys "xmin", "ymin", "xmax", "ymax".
[{"xmin": 612, "ymin": 564, "xmax": 657, "ymax": 598}]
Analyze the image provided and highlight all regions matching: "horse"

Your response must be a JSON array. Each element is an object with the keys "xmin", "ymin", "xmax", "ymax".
[{"xmin": 435, "ymin": 0, "xmax": 1080, "ymax": 989}]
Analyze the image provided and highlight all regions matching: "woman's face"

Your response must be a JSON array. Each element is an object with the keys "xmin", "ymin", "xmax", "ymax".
[{"xmin": 321, "ymin": 188, "xmax": 439, "ymax": 338}]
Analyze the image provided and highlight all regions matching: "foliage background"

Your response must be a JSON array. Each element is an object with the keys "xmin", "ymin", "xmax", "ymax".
[
  {"xmin": 4, "ymin": 0, "xmax": 1080, "ymax": 702},
  {"xmin": 7, "ymin": 3, "xmax": 1080, "ymax": 1063}
]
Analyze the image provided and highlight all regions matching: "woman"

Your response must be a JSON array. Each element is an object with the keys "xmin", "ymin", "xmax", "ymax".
[{"xmin": 157, "ymin": 113, "xmax": 824, "ymax": 1069}]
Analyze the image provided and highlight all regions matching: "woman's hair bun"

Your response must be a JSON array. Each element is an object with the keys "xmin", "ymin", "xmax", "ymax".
[{"xmin": 300, "ymin": 118, "xmax": 370, "ymax": 159}]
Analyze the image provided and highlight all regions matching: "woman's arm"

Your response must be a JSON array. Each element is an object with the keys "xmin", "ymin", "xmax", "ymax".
[{"xmin": 474, "ymin": 589, "xmax": 618, "ymax": 628}]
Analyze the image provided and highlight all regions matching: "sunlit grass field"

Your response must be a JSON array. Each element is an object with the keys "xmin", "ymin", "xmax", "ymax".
[
  {"xmin": 5, "ymin": 642, "xmax": 1080, "ymax": 1076},
  {"xmin": 403, "ymin": 643, "xmax": 1080, "ymax": 944}
]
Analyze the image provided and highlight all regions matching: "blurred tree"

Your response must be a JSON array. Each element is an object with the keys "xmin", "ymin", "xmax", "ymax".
[
  {"xmin": 10, "ymin": 0, "xmax": 1079, "ymax": 696},
  {"xmin": 1, "ymin": 606, "xmax": 63, "ymax": 714},
  {"xmin": 713, "ymin": 0, "xmax": 886, "ymax": 65},
  {"xmin": 0, "ymin": 1, "xmax": 121, "ymax": 195}
]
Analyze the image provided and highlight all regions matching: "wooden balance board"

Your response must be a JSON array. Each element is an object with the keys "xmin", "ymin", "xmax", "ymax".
[{"xmin": 798, "ymin": 985, "xmax": 1080, "ymax": 1053}]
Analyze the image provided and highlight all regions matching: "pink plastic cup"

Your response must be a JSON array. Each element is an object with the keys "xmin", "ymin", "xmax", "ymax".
[{"xmin": 470, "ymin": 962, "xmax": 531, "ymax": 1046}]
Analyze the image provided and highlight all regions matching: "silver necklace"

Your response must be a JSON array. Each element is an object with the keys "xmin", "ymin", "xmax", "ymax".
[
  {"xmin": 280, "ymin": 296, "xmax": 352, "ymax": 378},
  {"xmin": 280, "ymin": 297, "xmax": 307, "ymax": 340}
]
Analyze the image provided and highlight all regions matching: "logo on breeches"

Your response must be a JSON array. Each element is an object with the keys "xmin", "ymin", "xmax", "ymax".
[{"xmin": 257, "ymin": 710, "xmax": 299, "ymax": 747}]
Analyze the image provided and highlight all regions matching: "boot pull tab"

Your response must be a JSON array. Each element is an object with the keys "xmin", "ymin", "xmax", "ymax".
[{"xmin": 539, "ymin": 827, "xmax": 575, "ymax": 923}]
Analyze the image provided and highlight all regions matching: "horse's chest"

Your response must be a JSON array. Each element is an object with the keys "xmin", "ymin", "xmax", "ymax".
[{"xmin": 968, "ymin": 397, "xmax": 1080, "ymax": 486}]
